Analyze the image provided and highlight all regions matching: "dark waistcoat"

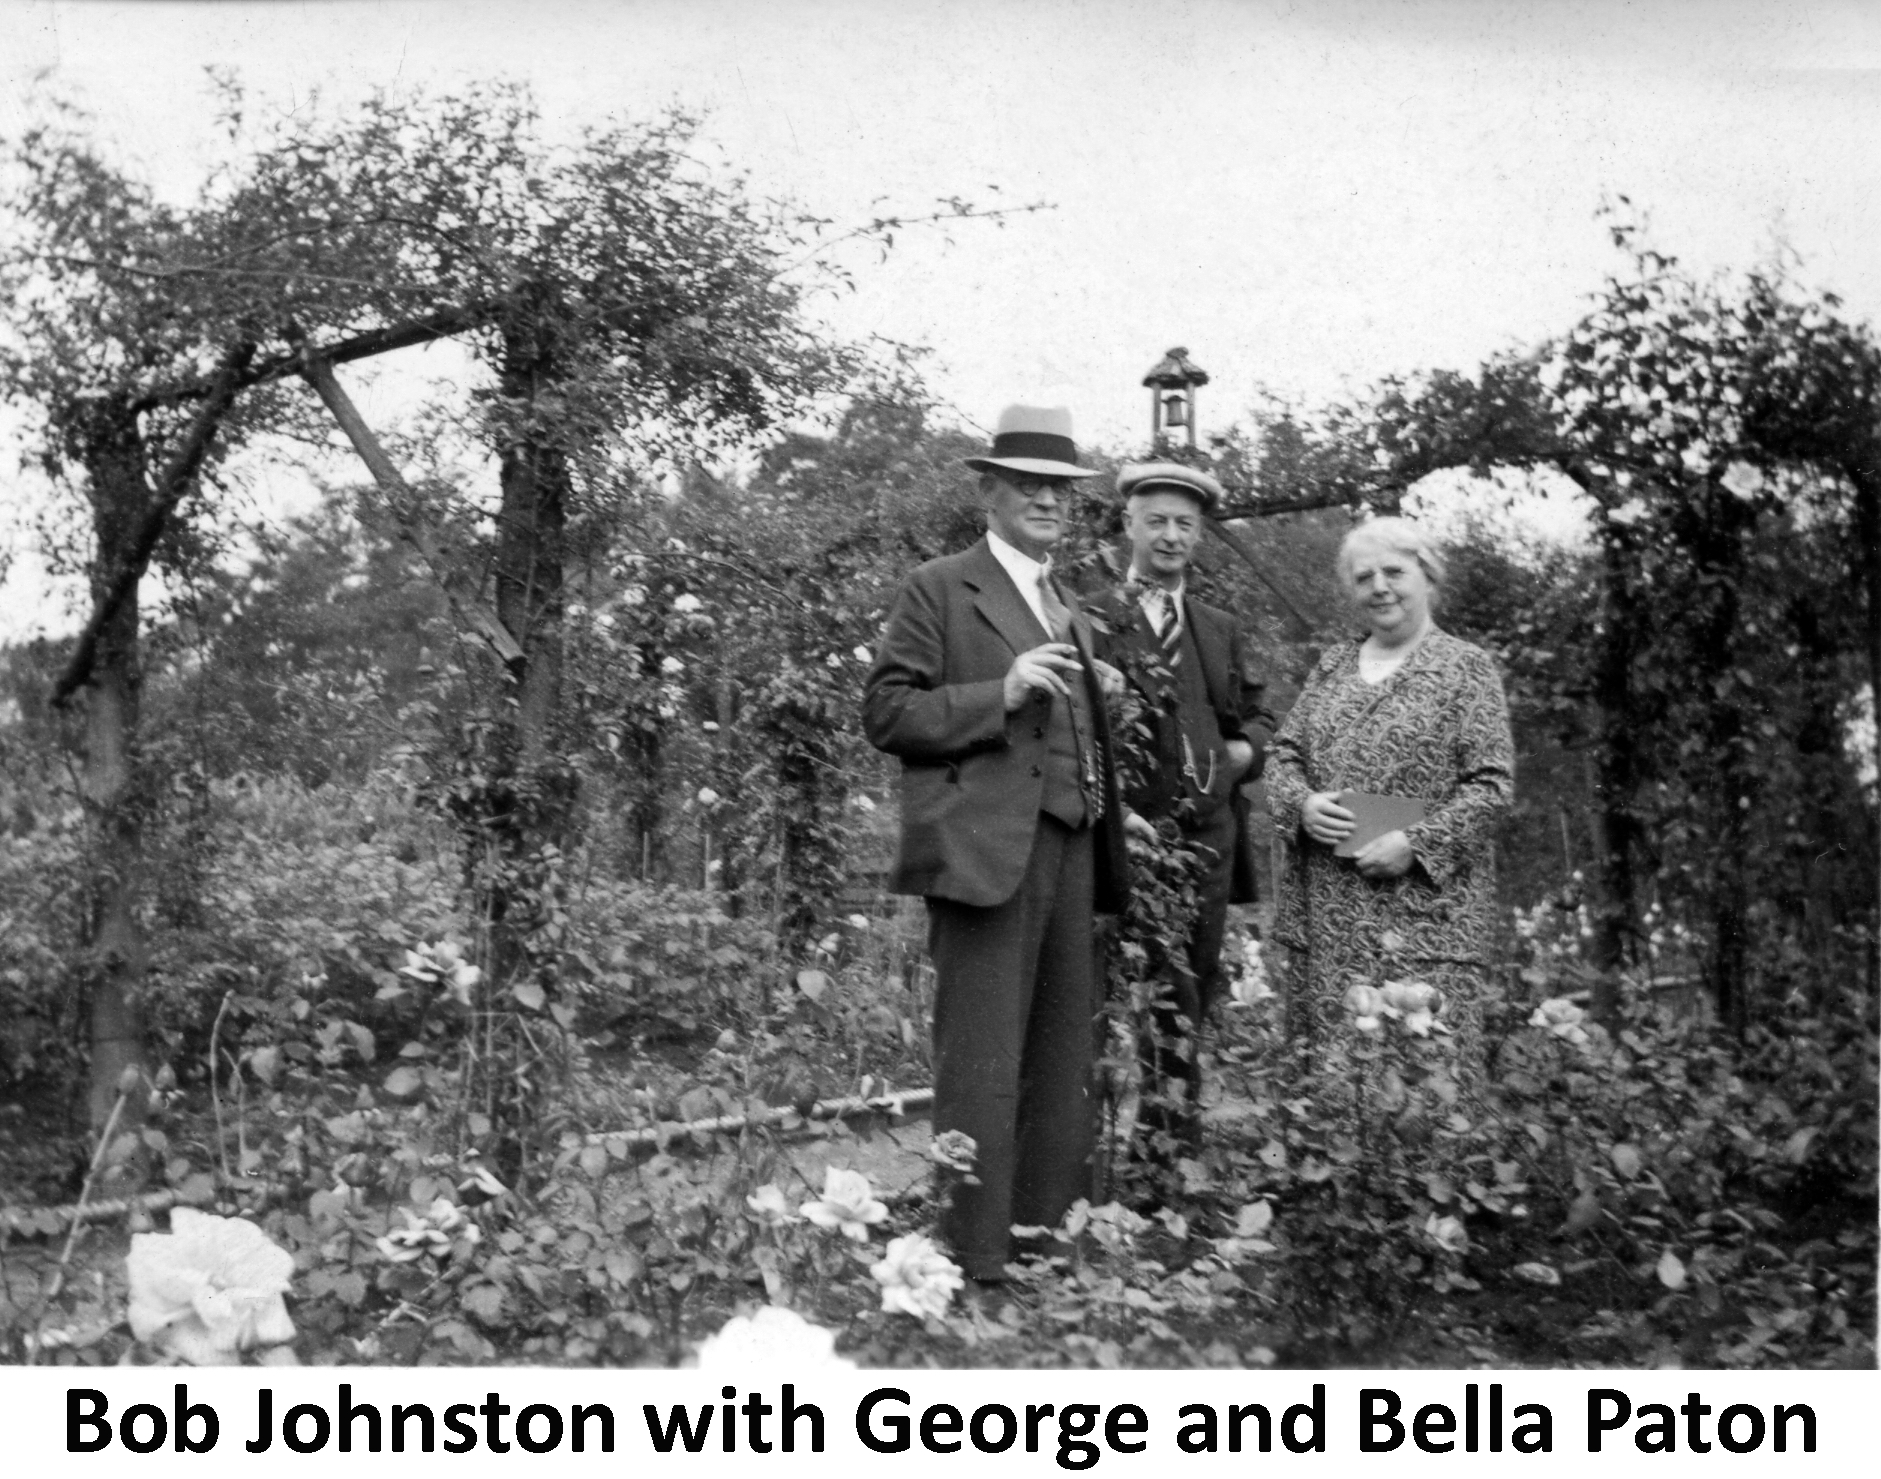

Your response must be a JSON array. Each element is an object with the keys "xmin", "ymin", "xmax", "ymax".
[
  {"xmin": 1038, "ymin": 658, "xmax": 1096, "ymax": 828},
  {"xmin": 1122, "ymin": 613, "xmax": 1229, "ymax": 819}
]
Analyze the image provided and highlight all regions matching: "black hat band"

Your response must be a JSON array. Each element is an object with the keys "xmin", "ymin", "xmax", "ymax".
[{"xmin": 987, "ymin": 430, "xmax": 1080, "ymax": 464}]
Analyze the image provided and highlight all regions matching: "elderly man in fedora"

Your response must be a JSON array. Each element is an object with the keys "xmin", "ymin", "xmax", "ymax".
[
  {"xmin": 862, "ymin": 404, "xmax": 1129, "ymax": 1284},
  {"xmin": 1088, "ymin": 462, "xmax": 1275, "ymax": 1173}
]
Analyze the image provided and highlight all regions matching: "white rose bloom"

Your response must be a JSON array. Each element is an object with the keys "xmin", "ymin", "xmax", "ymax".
[
  {"xmin": 1720, "ymin": 461, "xmax": 1763, "ymax": 501},
  {"xmin": 799, "ymin": 1167, "xmax": 889, "ymax": 1242},
  {"xmin": 745, "ymin": 1185, "xmax": 798, "ymax": 1227},
  {"xmin": 871, "ymin": 1234, "xmax": 964, "ymax": 1320},
  {"xmin": 1529, "ymin": 996, "xmax": 1591, "ymax": 1046},
  {"xmin": 127, "ymin": 1210, "xmax": 296, "ymax": 1364},
  {"xmin": 693, "ymin": 1306, "xmax": 855, "ymax": 1370}
]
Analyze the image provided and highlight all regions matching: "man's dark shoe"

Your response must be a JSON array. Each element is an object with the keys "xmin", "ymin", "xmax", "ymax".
[
  {"xmin": 1008, "ymin": 1230, "xmax": 1075, "ymax": 1269},
  {"xmin": 959, "ymin": 1275, "xmax": 1012, "ymax": 1314}
]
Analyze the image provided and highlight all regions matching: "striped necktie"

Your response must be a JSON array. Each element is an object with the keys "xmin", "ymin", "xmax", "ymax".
[{"xmin": 1141, "ymin": 585, "xmax": 1183, "ymax": 670}]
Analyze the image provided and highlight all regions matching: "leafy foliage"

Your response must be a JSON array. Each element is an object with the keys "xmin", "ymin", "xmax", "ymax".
[{"xmin": 1, "ymin": 126, "xmax": 1873, "ymax": 1373}]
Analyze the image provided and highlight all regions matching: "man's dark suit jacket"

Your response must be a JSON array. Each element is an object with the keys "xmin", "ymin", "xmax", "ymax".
[
  {"xmin": 862, "ymin": 537, "xmax": 1129, "ymax": 912},
  {"xmin": 1086, "ymin": 586, "xmax": 1276, "ymax": 904}
]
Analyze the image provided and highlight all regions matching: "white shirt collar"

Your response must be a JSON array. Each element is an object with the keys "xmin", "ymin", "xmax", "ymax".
[
  {"xmin": 985, "ymin": 528, "xmax": 1054, "ymax": 634},
  {"xmin": 987, "ymin": 526, "xmax": 1046, "ymax": 575}
]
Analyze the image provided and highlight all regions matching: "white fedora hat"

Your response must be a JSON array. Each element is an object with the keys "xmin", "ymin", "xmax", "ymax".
[{"xmin": 964, "ymin": 404, "xmax": 1098, "ymax": 479}]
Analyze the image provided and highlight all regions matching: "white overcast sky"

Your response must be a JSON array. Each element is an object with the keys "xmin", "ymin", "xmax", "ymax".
[{"xmin": 2, "ymin": 0, "xmax": 1878, "ymax": 635}]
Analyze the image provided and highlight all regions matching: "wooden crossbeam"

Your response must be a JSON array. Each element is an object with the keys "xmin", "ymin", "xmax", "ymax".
[
  {"xmin": 50, "ymin": 342, "xmax": 257, "ymax": 707},
  {"xmin": 299, "ymin": 353, "xmax": 524, "ymax": 668}
]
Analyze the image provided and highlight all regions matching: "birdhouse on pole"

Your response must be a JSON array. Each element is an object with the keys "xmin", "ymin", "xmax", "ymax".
[{"xmin": 1143, "ymin": 347, "xmax": 1209, "ymax": 452}]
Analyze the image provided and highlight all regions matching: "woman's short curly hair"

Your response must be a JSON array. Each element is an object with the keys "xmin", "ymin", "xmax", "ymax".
[{"xmin": 1336, "ymin": 515, "xmax": 1447, "ymax": 591}]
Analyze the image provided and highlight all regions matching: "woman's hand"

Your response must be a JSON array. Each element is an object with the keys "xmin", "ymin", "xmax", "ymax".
[
  {"xmin": 1354, "ymin": 829, "xmax": 1415, "ymax": 879},
  {"xmin": 1301, "ymin": 791, "xmax": 1356, "ymax": 846}
]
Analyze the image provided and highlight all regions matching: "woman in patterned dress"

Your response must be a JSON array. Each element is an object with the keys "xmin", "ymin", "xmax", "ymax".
[{"xmin": 1265, "ymin": 517, "xmax": 1515, "ymax": 1081}]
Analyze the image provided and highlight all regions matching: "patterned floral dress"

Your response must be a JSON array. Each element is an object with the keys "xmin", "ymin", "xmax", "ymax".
[{"xmin": 1264, "ymin": 630, "xmax": 1514, "ymax": 1070}]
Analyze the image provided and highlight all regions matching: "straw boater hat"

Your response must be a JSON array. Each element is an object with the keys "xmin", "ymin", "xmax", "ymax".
[
  {"xmin": 1115, "ymin": 461, "xmax": 1226, "ymax": 517},
  {"xmin": 964, "ymin": 405, "xmax": 1098, "ymax": 479}
]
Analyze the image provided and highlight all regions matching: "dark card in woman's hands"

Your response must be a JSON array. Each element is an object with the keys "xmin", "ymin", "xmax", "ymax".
[{"xmin": 1332, "ymin": 791, "xmax": 1427, "ymax": 857}]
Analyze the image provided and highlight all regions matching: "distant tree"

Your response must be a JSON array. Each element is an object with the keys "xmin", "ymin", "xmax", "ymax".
[
  {"xmin": 159, "ymin": 488, "xmax": 458, "ymax": 788},
  {"xmin": 550, "ymin": 385, "xmax": 980, "ymax": 947}
]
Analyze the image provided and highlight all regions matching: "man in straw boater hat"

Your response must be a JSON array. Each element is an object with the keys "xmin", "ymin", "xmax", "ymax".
[
  {"xmin": 1087, "ymin": 463, "xmax": 1275, "ymax": 1189},
  {"xmin": 863, "ymin": 404, "xmax": 1129, "ymax": 1286}
]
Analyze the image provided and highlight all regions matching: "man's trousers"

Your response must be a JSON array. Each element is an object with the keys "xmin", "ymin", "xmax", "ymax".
[{"xmin": 926, "ymin": 814, "xmax": 1099, "ymax": 1281}]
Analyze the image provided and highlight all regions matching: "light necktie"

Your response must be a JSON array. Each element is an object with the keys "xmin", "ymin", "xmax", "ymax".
[
  {"xmin": 1037, "ymin": 562, "xmax": 1073, "ymax": 642},
  {"xmin": 1040, "ymin": 561, "xmax": 1102, "ymax": 817}
]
